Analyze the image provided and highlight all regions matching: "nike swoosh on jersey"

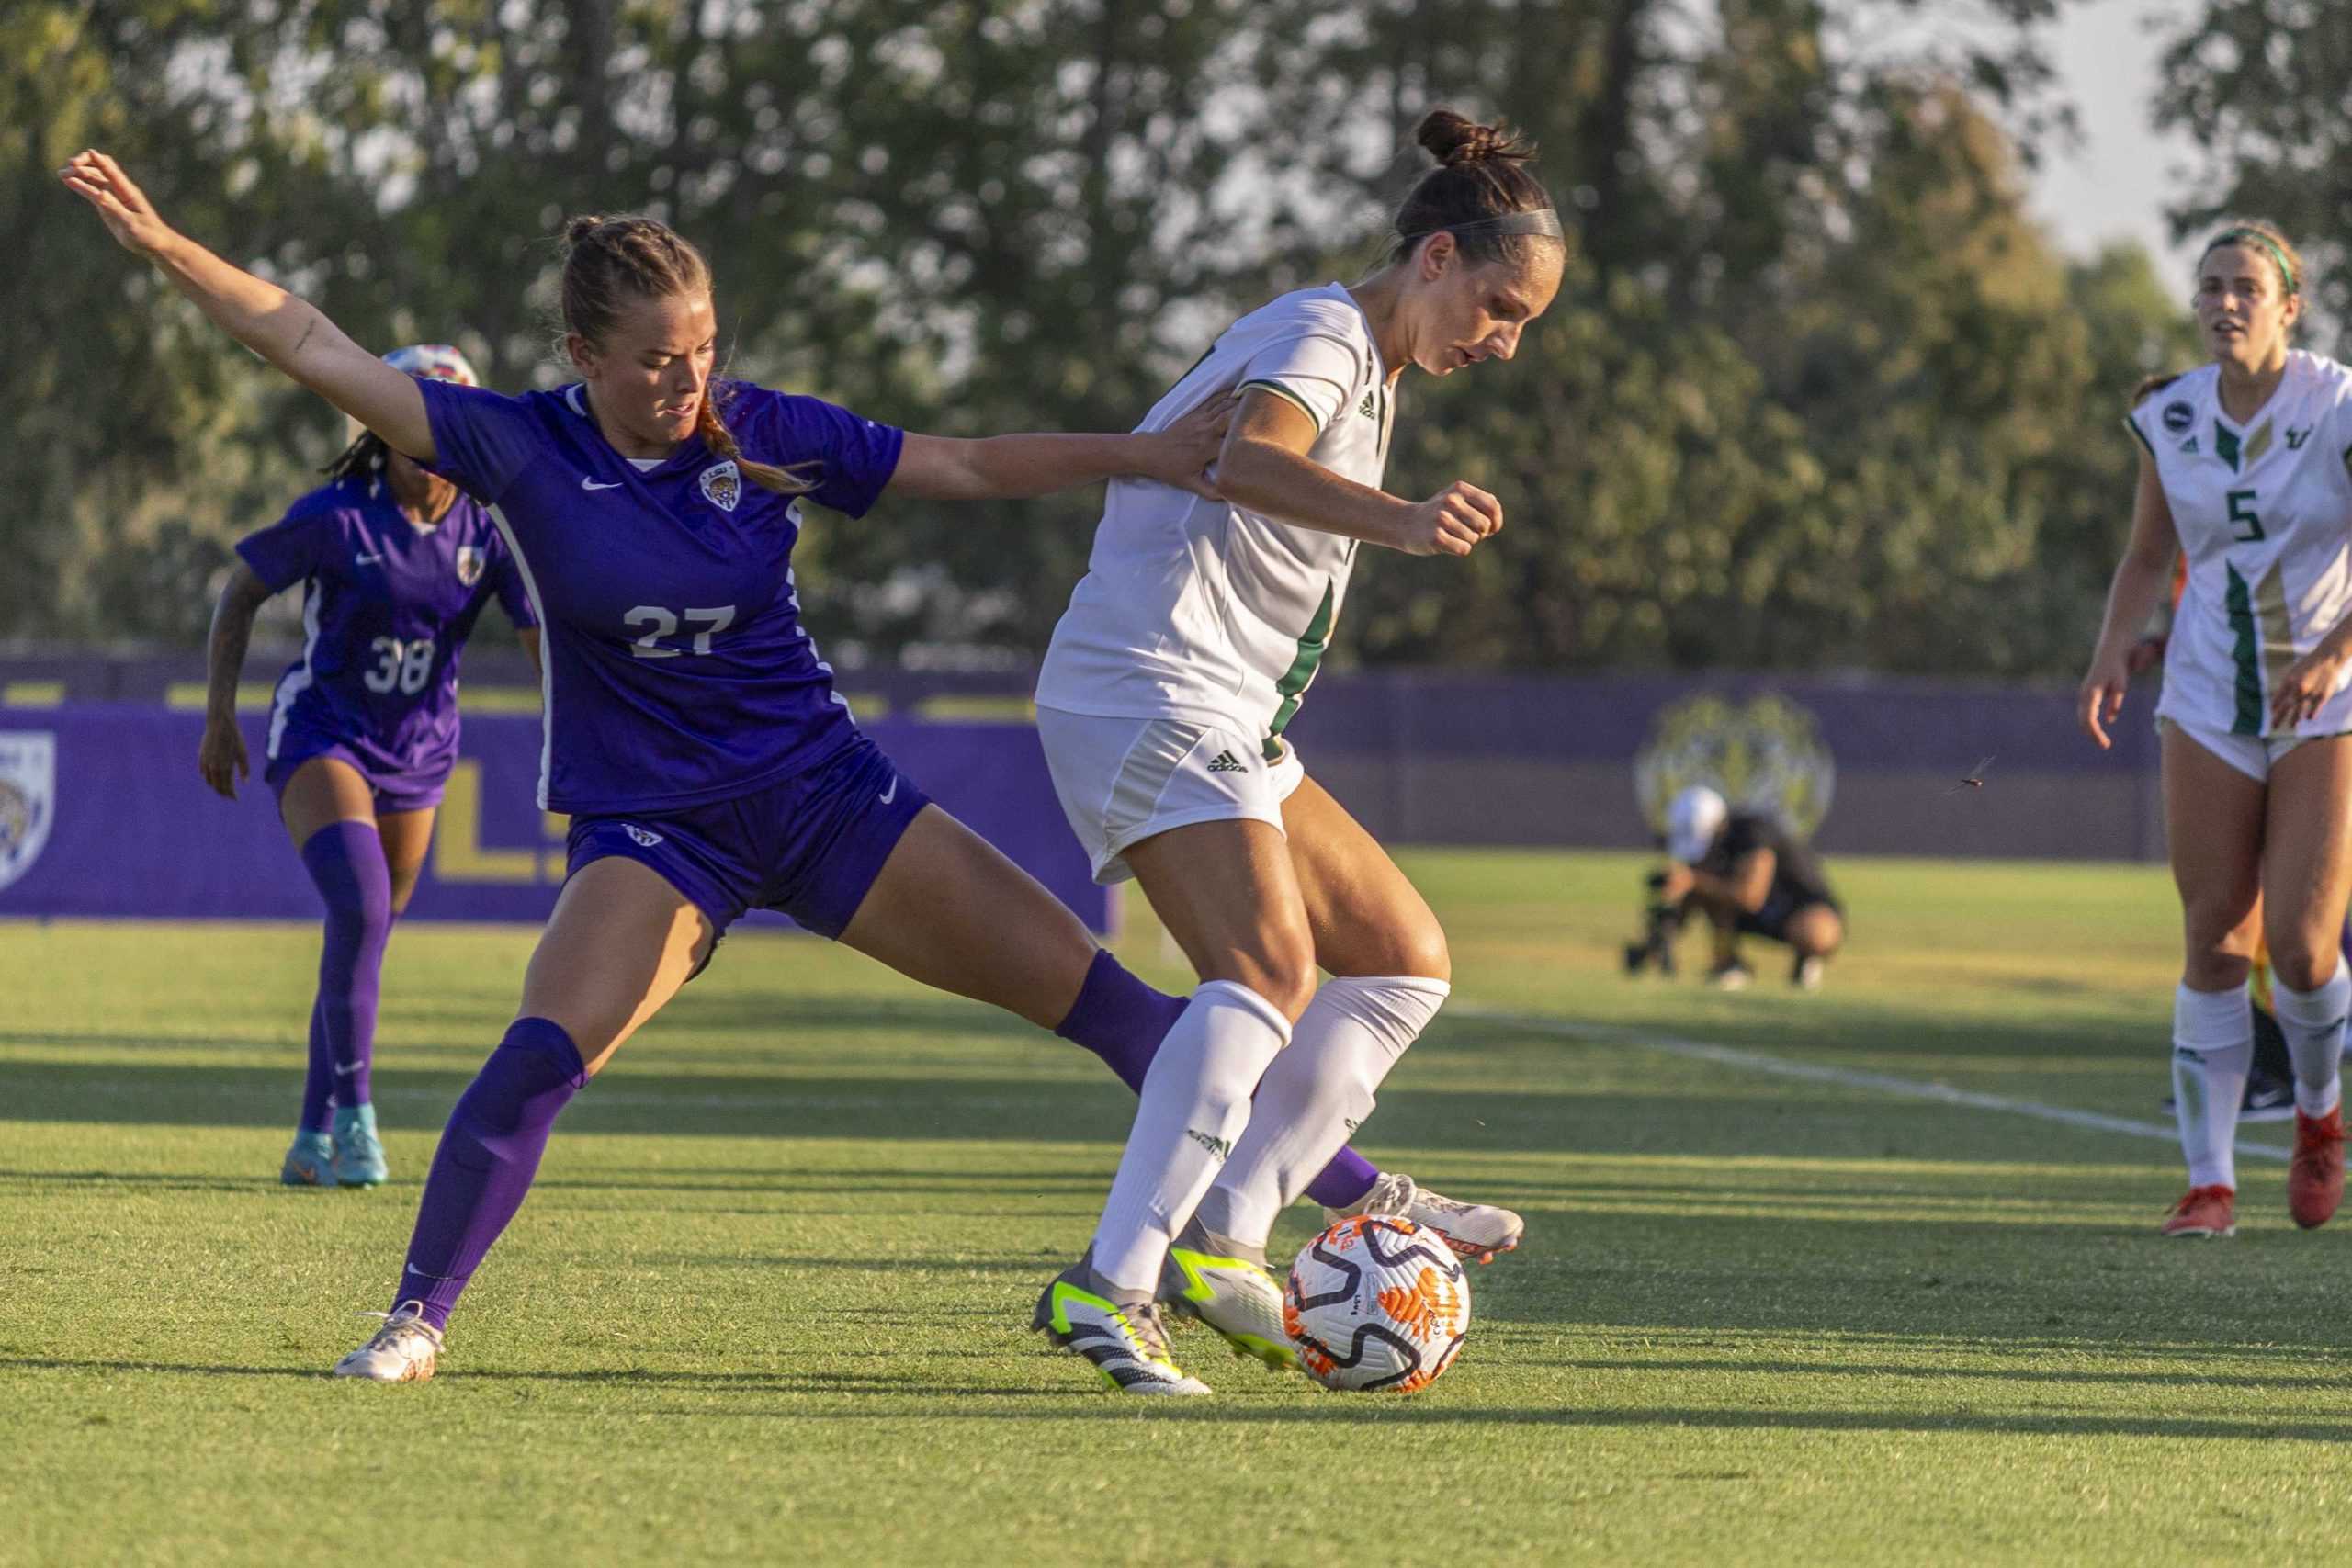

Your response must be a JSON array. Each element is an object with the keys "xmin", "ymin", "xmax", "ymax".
[
  {"xmin": 581, "ymin": 478, "xmax": 623, "ymax": 491},
  {"xmin": 879, "ymin": 778, "xmax": 898, "ymax": 805}
]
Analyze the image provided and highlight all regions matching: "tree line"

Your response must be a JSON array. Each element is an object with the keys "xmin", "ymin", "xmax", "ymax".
[{"xmin": 5, "ymin": 0, "xmax": 2317, "ymax": 678}]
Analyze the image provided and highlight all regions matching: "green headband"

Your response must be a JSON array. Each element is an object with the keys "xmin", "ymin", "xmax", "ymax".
[{"xmin": 2205, "ymin": 228, "xmax": 2299, "ymax": 297}]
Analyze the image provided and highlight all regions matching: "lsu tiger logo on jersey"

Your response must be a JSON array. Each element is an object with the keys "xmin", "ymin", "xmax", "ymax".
[
  {"xmin": 699, "ymin": 460, "xmax": 741, "ymax": 513},
  {"xmin": 0, "ymin": 731, "xmax": 56, "ymax": 895},
  {"xmin": 454, "ymin": 546, "xmax": 486, "ymax": 587}
]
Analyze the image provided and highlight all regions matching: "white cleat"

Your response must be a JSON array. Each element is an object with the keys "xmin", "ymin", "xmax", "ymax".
[
  {"xmin": 331, "ymin": 1301, "xmax": 442, "ymax": 1382},
  {"xmin": 1161, "ymin": 1221, "xmax": 1298, "ymax": 1373},
  {"xmin": 1035, "ymin": 1257, "xmax": 1212, "ymax": 1395},
  {"xmin": 1329, "ymin": 1171, "xmax": 1524, "ymax": 1264}
]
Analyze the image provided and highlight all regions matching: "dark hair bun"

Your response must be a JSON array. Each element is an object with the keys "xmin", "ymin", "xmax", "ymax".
[
  {"xmin": 1416, "ymin": 108, "xmax": 1532, "ymax": 167},
  {"xmin": 561, "ymin": 214, "xmax": 608, "ymax": 249}
]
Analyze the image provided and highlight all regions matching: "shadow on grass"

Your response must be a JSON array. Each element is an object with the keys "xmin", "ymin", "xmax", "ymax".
[
  {"xmin": 0, "ymin": 1053, "xmax": 2190, "ymax": 1170},
  {"xmin": 16, "ymin": 1355, "xmax": 2349, "ymax": 1442},
  {"xmin": 1542, "ymin": 1356, "xmax": 2346, "ymax": 1393}
]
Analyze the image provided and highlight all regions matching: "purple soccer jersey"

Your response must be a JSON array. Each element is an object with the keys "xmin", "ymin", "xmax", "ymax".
[
  {"xmin": 236, "ymin": 477, "xmax": 537, "ymax": 786},
  {"xmin": 416, "ymin": 378, "xmax": 905, "ymax": 813}
]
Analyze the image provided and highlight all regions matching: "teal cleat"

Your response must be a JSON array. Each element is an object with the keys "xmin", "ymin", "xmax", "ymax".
[
  {"xmin": 280, "ymin": 1131, "xmax": 337, "ymax": 1188},
  {"xmin": 331, "ymin": 1104, "xmax": 389, "ymax": 1188}
]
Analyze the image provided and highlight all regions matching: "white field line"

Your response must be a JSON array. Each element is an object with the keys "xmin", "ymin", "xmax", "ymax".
[{"xmin": 1452, "ymin": 1006, "xmax": 2292, "ymax": 1165}]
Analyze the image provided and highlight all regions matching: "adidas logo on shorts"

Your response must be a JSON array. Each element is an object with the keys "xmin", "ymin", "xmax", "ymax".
[{"xmin": 1206, "ymin": 750, "xmax": 1248, "ymax": 773}]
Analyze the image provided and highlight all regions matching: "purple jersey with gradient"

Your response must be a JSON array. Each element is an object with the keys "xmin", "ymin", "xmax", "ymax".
[
  {"xmin": 416, "ymin": 378, "xmax": 905, "ymax": 814},
  {"xmin": 236, "ymin": 476, "xmax": 536, "ymax": 784}
]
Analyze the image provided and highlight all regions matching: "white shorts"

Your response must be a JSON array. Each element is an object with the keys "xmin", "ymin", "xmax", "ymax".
[
  {"xmin": 1035, "ymin": 705, "xmax": 1306, "ymax": 885},
  {"xmin": 2160, "ymin": 714, "xmax": 2339, "ymax": 784}
]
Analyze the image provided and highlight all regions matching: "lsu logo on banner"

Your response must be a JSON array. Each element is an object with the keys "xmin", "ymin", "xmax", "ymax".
[
  {"xmin": 455, "ymin": 546, "xmax": 486, "ymax": 587},
  {"xmin": 699, "ymin": 460, "xmax": 741, "ymax": 513},
  {"xmin": 0, "ymin": 730, "xmax": 56, "ymax": 893},
  {"xmin": 1633, "ymin": 693, "xmax": 1836, "ymax": 840}
]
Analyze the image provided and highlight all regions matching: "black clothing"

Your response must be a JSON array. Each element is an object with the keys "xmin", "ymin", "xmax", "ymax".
[{"xmin": 1700, "ymin": 812, "xmax": 1838, "ymax": 941}]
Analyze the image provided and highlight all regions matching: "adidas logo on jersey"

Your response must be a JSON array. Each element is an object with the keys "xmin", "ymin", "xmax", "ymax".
[
  {"xmin": 1205, "ymin": 750, "xmax": 1248, "ymax": 773},
  {"xmin": 2181, "ymin": 436, "xmax": 2199, "ymax": 455},
  {"xmin": 1358, "ymin": 389, "xmax": 1377, "ymax": 420}
]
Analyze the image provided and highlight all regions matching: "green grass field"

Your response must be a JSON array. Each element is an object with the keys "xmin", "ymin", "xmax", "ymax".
[{"xmin": 6, "ymin": 851, "xmax": 2351, "ymax": 1565}]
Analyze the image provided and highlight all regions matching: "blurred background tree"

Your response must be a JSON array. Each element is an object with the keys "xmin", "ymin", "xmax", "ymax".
[{"xmin": 5, "ymin": 0, "xmax": 2211, "ymax": 676}]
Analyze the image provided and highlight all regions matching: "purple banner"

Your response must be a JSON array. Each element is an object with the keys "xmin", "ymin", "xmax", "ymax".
[{"xmin": 0, "ymin": 706, "xmax": 1110, "ymax": 931}]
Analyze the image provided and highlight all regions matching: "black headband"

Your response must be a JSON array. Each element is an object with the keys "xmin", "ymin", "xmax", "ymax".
[{"xmin": 1408, "ymin": 209, "xmax": 1566, "ymax": 243}]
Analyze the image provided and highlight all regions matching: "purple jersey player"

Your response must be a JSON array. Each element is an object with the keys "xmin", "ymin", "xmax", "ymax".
[
  {"xmin": 198, "ymin": 344, "xmax": 541, "ymax": 1191},
  {"xmin": 66, "ymin": 151, "xmax": 1428, "ymax": 1395}
]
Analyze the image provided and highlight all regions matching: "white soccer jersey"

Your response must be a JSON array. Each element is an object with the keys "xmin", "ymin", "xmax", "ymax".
[
  {"xmin": 1035, "ymin": 284, "xmax": 1392, "ymax": 750},
  {"xmin": 2132, "ymin": 351, "xmax": 2352, "ymax": 739}
]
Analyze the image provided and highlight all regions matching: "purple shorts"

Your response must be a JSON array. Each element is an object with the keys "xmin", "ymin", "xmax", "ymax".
[
  {"xmin": 266, "ymin": 734, "xmax": 447, "ymax": 816},
  {"xmin": 565, "ymin": 737, "xmax": 930, "ymax": 942}
]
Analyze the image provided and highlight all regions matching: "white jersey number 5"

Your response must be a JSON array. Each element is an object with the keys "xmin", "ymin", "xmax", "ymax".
[{"xmin": 624, "ymin": 604, "xmax": 737, "ymax": 659}]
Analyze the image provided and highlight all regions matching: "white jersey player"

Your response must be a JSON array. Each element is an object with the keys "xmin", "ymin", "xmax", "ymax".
[
  {"xmin": 2082, "ymin": 222, "xmax": 2352, "ymax": 1243},
  {"xmin": 2132, "ymin": 350, "xmax": 2352, "ymax": 758},
  {"xmin": 1028, "ymin": 109, "xmax": 1566, "ymax": 1395}
]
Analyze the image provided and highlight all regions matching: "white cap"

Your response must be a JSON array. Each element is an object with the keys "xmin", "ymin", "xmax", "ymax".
[
  {"xmin": 1666, "ymin": 785, "xmax": 1727, "ymax": 863},
  {"xmin": 383, "ymin": 343, "xmax": 480, "ymax": 386}
]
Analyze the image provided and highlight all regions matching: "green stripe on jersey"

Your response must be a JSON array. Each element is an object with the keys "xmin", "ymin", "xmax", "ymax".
[
  {"xmin": 2225, "ymin": 562, "xmax": 2263, "ymax": 735},
  {"xmin": 1236, "ymin": 379, "xmax": 1325, "ymax": 432},
  {"xmin": 2122, "ymin": 415, "xmax": 2154, "ymax": 456},
  {"xmin": 2216, "ymin": 423, "xmax": 2242, "ymax": 472},
  {"xmin": 1264, "ymin": 580, "xmax": 1336, "ymax": 759}
]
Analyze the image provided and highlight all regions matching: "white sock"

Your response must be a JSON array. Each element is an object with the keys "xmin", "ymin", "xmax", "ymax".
[
  {"xmin": 2270, "ymin": 958, "xmax": 2349, "ymax": 1119},
  {"xmin": 2173, "ymin": 981, "xmax": 2253, "ymax": 1190},
  {"xmin": 1087, "ymin": 980, "xmax": 1291, "ymax": 1292},
  {"xmin": 1193, "ymin": 976, "xmax": 1451, "ymax": 1250}
]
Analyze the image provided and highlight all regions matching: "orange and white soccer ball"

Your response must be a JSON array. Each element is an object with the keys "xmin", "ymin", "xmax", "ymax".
[{"xmin": 1283, "ymin": 1214, "xmax": 1471, "ymax": 1393}]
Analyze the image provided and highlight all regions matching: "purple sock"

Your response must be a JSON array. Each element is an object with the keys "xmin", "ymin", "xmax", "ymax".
[
  {"xmin": 393, "ymin": 1017, "xmax": 587, "ymax": 1330},
  {"xmin": 298, "ymin": 997, "xmax": 334, "ymax": 1134},
  {"xmin": 299, "ymin": 821, "xmax": 392, "ymax": 1113},
  {"xmin": 1053, "ymin": 949, "xmax": 1383, "ymax": 1212},
  {"xmin": 1053, "ymin": 949, "xmax": 1184, "ymax": 1092},
  {"xmin": 1303, "ymin": 1145, "xmax": 1380, "ymax": 1210}
]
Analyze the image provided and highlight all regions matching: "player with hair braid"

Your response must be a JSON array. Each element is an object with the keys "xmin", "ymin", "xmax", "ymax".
[{"xmin": 200, "ymin": 344, "xmax": 539, "ymax": 1190}]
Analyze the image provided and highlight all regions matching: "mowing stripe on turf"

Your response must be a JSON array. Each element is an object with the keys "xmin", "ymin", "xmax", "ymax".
[{"xmin": 1454, "ymin": 1007, "xmax": 2292, "ymax": 1164}]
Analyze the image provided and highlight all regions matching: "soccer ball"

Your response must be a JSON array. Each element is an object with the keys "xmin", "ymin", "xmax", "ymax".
[{"xmin": 1283, "ymin": 1214, "xmax": 1471, "ymax": 1393}]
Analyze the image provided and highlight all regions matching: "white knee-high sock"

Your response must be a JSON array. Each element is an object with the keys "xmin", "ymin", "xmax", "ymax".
[
  {"xmin": 2174, "ymin": 981, "xmax": 2253, "ymax": 1190},
  {"xmin": 2271, "ymin": 958, "xmax": 2349, "ymax": 1119},
  {"xmin": 1193, "ymin": 976, "xmax": 1451, "ymax": 1250},
  {"xmin": 1088, "ymin": 980, "xmax": 1291, "ymax": 1292}
]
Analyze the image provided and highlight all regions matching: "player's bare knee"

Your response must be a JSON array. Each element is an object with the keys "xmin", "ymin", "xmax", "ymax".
[
  {"xmin": 1223, "ymin": 936, "xmax": 1317, "ymax": 1021},
  {"xmin": 2182, "ymin": 948, "xmax": 2254, "ymax": 991},
  {"xmin": 2270, "ymin": 940, "xmax": 2338, "ymax": 994}
]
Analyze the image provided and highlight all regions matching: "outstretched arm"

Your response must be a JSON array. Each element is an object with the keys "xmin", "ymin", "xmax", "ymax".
[
  {"xmin": 886, "ymin": 391, "xmax": 1234, "ymax": 502},
  {"xmin": 59, "ymin": 151, "xmax": 432, "ymax": 461}
]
